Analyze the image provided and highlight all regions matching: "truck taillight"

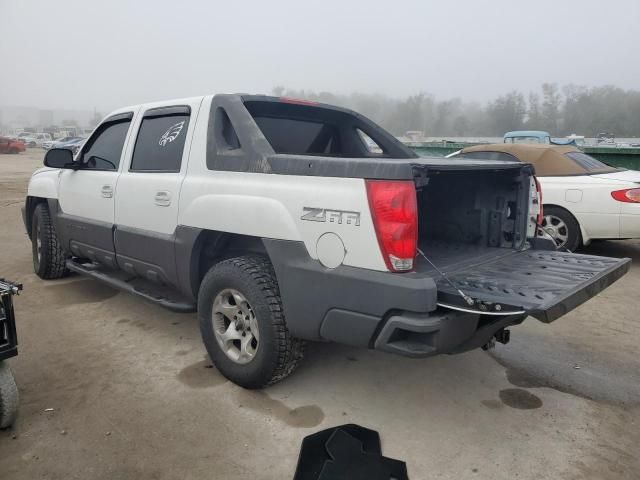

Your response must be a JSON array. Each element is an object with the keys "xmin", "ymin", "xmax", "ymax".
[
  {"xmin": 611, "ymin": 188, "xmax": 640, "ymax": 203},
  {"xmin": 534, "ymin": 176, "xmax": 544, "ymax": 224},
  {"xmin": 279, "ymin": 97, "xmax": 319, "ymax": 106},
  {"xmin": 365, "ymin": 180, "xmax": 417, "ymax": 272}
]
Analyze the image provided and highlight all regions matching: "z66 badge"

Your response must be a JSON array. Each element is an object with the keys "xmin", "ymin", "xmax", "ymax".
[{"xmin": 301, "ymin": 207, "xmax": 360, "ymax": 226}]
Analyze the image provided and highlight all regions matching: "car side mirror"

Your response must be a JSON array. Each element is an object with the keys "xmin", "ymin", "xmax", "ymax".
[{"xmin": 44, "ymin": 148, "xmax": 76, "ymax": 169}]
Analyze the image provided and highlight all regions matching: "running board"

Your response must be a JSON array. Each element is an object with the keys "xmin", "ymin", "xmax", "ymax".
[{"xmin": 65, "ymin": 259, "xmax": 196, "ymax": 313}]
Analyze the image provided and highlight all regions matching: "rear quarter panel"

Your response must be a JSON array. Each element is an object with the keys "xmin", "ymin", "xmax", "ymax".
[{"xmin": 177, "ymin": 96, "xmax": 386, "ymax": 271}]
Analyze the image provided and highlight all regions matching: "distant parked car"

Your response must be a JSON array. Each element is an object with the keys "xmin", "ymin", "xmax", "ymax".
[
  {"xmin": 16, "ymin": 132, "xmax": 33, "ymax": 141},
  {"xmin": 19, "ymin": 133, "xmax": 52, "ymax": 147},
  {"xmin": 449, "ymin": 143, "xmax": 640, "ymax": 250},
  {"xmin": 57, "ymin": 137, "xmax": 85, "ymax": 155},
  {"xmin": 503, "ymin": 130, "xmax": 575, "ymax": 146},
  {"xmin": 42, "ymin": 136, "xmax": 80, "ymax": 150},
  {"xmin": 0, "ymin": 136, "xmax": 26, "ymax": 154}
]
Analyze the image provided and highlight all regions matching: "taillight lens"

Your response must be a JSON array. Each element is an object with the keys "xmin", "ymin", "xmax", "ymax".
[
  {"xmin": 365, "ymin": 180, "xmax": 417, "ymax": 272},
  {"xmin": 534, "ymin": 176, "xmax": 544, "ymax": 224},
  {"xmin": 611, "ymin": 188, "xmax": 640, "ymax": 203}
]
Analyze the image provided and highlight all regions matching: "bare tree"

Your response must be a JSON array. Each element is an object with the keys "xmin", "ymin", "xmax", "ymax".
[{"xmin": 542, "ymin": 83, "xmax": 561, "ymax": 132}]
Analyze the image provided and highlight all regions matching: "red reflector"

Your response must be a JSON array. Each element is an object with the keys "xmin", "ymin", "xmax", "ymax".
[
  {"xmin": 279, "ymin": 97, "xmax": 319, "ymax": 106},
  {"xmin": 365, "ymin": 180, "xmax": 417, "ymax": 272},
  {"xmin": 611, "ymin": 188, "xmax": 640, "ymax": 203}
]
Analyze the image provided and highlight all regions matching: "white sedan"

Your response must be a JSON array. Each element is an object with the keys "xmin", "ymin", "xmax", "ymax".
[{"xmin": 450, "ymin": 144, "xmax": 640, "ymax": 251}]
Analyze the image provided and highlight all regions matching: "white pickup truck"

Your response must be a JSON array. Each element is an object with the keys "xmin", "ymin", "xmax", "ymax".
[{"xmin": 23, "ymin": 94, "xmax": 630, "ymax": 388}]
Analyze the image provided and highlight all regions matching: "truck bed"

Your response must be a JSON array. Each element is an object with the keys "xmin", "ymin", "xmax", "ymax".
[{"xmin": 416, "ymin": 241, "xmax": 512, "ymax": 275}]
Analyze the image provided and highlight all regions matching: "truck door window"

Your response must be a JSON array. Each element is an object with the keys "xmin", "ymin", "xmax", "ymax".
[
  {"xmin": 80, "ymin": 119, "xmax": 131, "ymax": 171},
  {"xmin": 130, "ymin": 112, "xmax": 190, "ymax": 172}
]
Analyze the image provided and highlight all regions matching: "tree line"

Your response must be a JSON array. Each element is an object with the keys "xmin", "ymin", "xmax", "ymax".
[{"xmin": 272, "ymin": 84, "xmax": 640, "ymax": 138}]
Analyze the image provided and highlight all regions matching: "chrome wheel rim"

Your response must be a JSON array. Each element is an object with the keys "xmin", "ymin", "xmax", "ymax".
[
  {"xmin": 541, "ymin": 214, "xmax": 569, "ymax": 248},
  {"xmin": 212, "ymin": 289, "xmax": 259, "ymax": 364}
]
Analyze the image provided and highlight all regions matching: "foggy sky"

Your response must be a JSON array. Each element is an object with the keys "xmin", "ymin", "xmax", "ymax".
[{"xmin": 1, "ymin": 0, "xmax": 639, "ymax": 112}]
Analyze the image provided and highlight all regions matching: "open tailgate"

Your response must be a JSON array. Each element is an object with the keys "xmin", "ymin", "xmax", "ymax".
[{"xmin": 435, "ymin": 250, "xmax": 630, "ymax": 323}]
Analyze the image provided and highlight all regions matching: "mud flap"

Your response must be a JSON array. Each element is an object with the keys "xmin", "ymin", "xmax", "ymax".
[{"xmin": 435, "ymin": 250, "xmax": 630, "ymax": 323}]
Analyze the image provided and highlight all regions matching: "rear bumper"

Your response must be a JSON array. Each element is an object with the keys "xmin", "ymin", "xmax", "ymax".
[
  {"xmin": 264, "ymin": 239, "xmax": 525, "ymax": 356},
  {"xmin": 263, "ymin": 239, "xmax": 630, "ymax": 358},
  {"xmin": 373, "ymin": 309, "xmax": 526, "ymax": 357}
]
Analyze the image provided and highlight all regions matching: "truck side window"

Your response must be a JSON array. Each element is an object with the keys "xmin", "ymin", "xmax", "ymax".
[
  {"xmin": 356, "ymin": 129, "xmax": 383, "ymax": 154},
  {"xmin": 130, "ymin": 113, "xmax": 190, "ymax": 172},
  {"xmin": 81, "ymin": 119, "xmax": 131, "ymax": 171}
]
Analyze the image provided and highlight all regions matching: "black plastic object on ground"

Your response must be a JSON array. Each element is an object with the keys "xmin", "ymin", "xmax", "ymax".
[{"xmin": 293, "ymin": 424, "xmax": 408, "ymax": 480}]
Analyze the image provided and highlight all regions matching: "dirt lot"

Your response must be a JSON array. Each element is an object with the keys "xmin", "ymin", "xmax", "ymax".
[{"xmin": 1, "ymin": 149, "xmax": 639, "ymax": 479}]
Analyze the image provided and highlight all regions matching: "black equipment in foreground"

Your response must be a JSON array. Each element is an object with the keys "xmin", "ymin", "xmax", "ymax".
[
  {"xmin": 294, "ymin": 424, "xmax": 409, "ymax": 480},
  {"xmin": 0, "ymin": 278, "xmax": 21, "ymax": 429}
]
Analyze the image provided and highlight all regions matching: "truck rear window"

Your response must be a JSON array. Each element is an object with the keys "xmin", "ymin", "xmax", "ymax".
[{"xmin": 243, "ymin": 100, "xmax": 385, "ymax": 158}]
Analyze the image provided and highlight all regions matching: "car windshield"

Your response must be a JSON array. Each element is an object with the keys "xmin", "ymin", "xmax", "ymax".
[{"xmin": 505, "ymin": 136, "xmax": 549, "ymax": 144}]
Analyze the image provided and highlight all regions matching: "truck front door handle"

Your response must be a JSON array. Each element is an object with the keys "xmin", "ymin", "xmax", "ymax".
[
  {"xmin": 101, "ymin": 185, "xmax": 113, "ymax": 198},
  {"xmin": 154, "ymin": 191, "xmax": 172, "ymax": 207}
]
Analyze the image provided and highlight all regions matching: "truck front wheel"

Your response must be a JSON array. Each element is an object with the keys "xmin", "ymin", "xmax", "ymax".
[
  {"xmin": 198, "ymin": 255, "xmax": 304, "ymax": 389},
  {"xmin": 31, "ymin": 203, "xmax": 68, "ymax": 279}
]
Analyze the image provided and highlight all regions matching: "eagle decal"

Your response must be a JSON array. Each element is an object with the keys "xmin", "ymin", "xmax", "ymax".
[{"xmin": 159, "ymin": 121, "xmax": 185, "ymax": 146}]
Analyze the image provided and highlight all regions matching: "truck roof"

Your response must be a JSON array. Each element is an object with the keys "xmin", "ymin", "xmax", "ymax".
[{"xmin": 101, "ymin": 94, "xmax": 528, "ymax": 180}]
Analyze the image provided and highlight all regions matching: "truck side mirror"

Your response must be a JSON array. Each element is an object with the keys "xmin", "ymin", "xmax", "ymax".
[{"xmin": 44, "ymin": 148, "xmax": 75, "ymax": 169}]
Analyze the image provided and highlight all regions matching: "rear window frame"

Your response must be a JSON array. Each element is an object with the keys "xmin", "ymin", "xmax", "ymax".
[{"xmin": 243, "ymin": 100, "xmax": 391, "ymax": 159}]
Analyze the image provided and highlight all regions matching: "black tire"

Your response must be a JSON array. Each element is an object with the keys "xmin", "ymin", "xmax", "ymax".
[
  {"xmin": 198, "ymin": 255, "xmax": 304, "ymax": 389},
  {"xmin": 541, "ymin": 205, "xmax": 582, "ymax": 252},
  {"xmin": 31, "ymin": 203, "xmax": 68, "ymax": 279},
  {"xmin": 0, "ymin": 362, "xmax": 18, "ymax": 429},
  {"xmin": 9, "ymin": 148, "xmax": 18, "ymax": 154}
]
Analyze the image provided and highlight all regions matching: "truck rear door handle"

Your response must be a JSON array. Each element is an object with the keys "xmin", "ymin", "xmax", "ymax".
[
  {"xmin": 101, "ymin": 185, "xmax": 113, "ymax": 198},
  {"xmin": 154, "ymin": 191, "xmax": 172, "ymax": 207}
]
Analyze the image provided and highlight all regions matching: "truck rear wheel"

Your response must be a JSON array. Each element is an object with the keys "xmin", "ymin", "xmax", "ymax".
[
  {"xmin": 0, "ymin": 362, "xmax": 18, "ymax": 429},
  {"xmin": 198, "ymin": 255, "xmax": 304, "ymax": 389},
  {"xmin": 32, "ymin": 203, "xmax": 68, "ymax": 279}
]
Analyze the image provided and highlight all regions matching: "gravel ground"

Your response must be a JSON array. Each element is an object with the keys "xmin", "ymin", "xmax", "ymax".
[{"xmin": 0, "ymin": 149, "xmax": 638, "ymax": 479}]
